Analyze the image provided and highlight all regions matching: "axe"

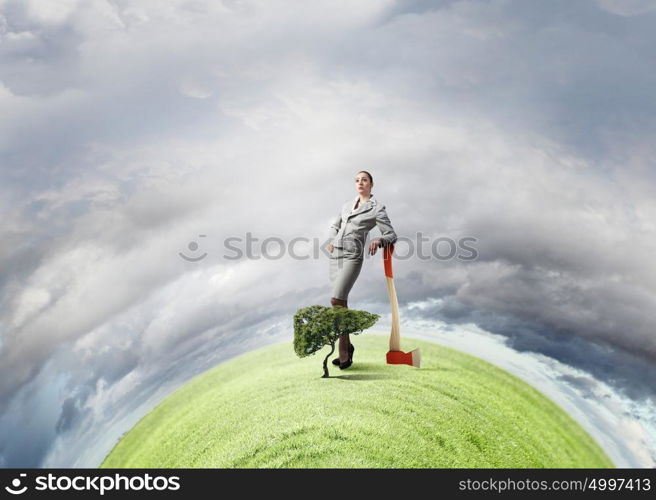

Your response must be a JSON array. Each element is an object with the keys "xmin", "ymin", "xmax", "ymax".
[{"xmin": 383, "ymin": 244, "xmax": 421, "ymax": 367}]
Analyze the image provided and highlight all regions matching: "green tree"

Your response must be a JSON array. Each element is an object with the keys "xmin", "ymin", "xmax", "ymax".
[{"xmin": 293, "ymin": 305, "xmax": 379, "ymax": 378}]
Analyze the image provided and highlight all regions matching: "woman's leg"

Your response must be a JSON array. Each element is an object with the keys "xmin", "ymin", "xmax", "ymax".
[{"xmin": 330, "ymin": 297, "xmax": 350, "ymax": 362}]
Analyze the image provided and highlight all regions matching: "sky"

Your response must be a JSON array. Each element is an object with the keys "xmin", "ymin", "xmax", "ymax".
[{"xmin": 1, "ymin": 0, "xmax": 655, "ymax": 467}]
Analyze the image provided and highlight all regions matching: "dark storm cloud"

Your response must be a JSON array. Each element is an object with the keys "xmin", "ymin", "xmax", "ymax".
[
  {"xmin": 354, "ymin": 0, "xmax": 656, "ymax": 162},
  {"xmin": 396, "ymin": 287, "xmax": 656, "ymax": 403},
  {"xmin": 56, "ymin": 397, "xmax": 84, "ymax": 434}
]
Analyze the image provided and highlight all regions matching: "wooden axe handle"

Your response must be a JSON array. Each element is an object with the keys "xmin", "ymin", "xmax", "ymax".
[{"xmin": 384, "ymin": 245, "xmax": 401, "ymax": 352}]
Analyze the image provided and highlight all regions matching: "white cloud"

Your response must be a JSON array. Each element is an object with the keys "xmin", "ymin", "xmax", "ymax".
[
  {"xmin": 22, "ymin": 0, "xmax": 82, "ymax": 25},
  {"xmin": 596, "ymin": 0, "xmax": 656, "ymax": 16}
]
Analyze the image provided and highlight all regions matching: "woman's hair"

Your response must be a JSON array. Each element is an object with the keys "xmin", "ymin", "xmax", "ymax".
[{"xmin": 357, "ymin": 170, "xmax": 374, "ymax": 184}]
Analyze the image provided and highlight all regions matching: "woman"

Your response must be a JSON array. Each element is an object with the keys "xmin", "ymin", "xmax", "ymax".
[{"xmin": 327, "ymin": 171, "xmax": 398, "ymax": 369}]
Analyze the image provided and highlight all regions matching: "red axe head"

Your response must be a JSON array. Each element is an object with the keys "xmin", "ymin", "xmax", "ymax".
[{"xmin": 386, "ymin": 349, "xmax": 421, "ymax": 367}]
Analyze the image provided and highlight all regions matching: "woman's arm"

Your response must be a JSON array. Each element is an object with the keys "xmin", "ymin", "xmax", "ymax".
[
  {"xmin": 328, "ymin": 210, "xmax": 342, "ymax": 239},
  {"xmin": 327, "ymin": 208, "xmax": 342, "ymax": 252},
  {"xmin": 369, "ymin": 204, "xmax": 397, "ymax": 255},
  {"xmin": 375, "ymin": 204, "xmax": 397, "ymax": 246}
]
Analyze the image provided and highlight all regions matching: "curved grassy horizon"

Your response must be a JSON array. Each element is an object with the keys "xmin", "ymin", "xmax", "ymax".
[{"xmin": 101, "ymin": 334, "xmax": 613, "ymax": 468}]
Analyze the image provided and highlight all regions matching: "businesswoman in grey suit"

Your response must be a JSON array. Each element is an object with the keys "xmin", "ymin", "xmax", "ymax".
[{"xmin": 327, "ymin": 171, "xmax": 398, "ymax": 369}]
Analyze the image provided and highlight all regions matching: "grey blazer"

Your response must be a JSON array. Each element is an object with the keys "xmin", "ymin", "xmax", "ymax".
[{"xmin": 328, "ymin": 195, "xmax": 398, "ymax": 254}]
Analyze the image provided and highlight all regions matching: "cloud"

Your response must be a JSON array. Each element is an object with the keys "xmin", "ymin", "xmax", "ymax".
[
  {"xmin": 596, "ymin": 0, "xmax": 656, "ymax": 17},
  {"xmin": 0, "ymin": 0, "xmax": 654, "ymax": 467}
]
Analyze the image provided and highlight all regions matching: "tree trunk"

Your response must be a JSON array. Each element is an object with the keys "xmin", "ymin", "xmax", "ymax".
[{"xmin": 322, "ymin": 340, "xmax": 336, "ymax": 378}]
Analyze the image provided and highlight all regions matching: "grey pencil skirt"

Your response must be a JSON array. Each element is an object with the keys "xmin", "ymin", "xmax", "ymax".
[{"xmin": 329, "ymin": 246, "xmax": 363, "ymax": 300}]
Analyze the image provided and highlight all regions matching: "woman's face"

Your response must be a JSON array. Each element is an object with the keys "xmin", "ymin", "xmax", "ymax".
[{"xmin": 355, "ymin": 172, "xmax": 372, "ymax": 196}]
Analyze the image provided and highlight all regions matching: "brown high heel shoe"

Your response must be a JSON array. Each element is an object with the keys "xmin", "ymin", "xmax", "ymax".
[{"xmin": 333, "ymin": 343, "xmax": 354, "ymax": 366}]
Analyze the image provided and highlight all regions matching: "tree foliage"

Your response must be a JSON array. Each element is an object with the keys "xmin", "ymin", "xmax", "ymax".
[{"xmin": 293, "ymin": 305, "xmax": 379, "ymax": 358}]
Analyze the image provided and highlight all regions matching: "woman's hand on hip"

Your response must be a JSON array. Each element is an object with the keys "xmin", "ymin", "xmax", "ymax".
[{"xmin": 327, "ymin": 243, "xmax": 334, "ymax": 253}]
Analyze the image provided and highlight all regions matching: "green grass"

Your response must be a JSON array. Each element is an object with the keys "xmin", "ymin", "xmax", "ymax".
[{"xmin": 101, "ymin": 334, "xmax": 613, "ymax": 468}]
